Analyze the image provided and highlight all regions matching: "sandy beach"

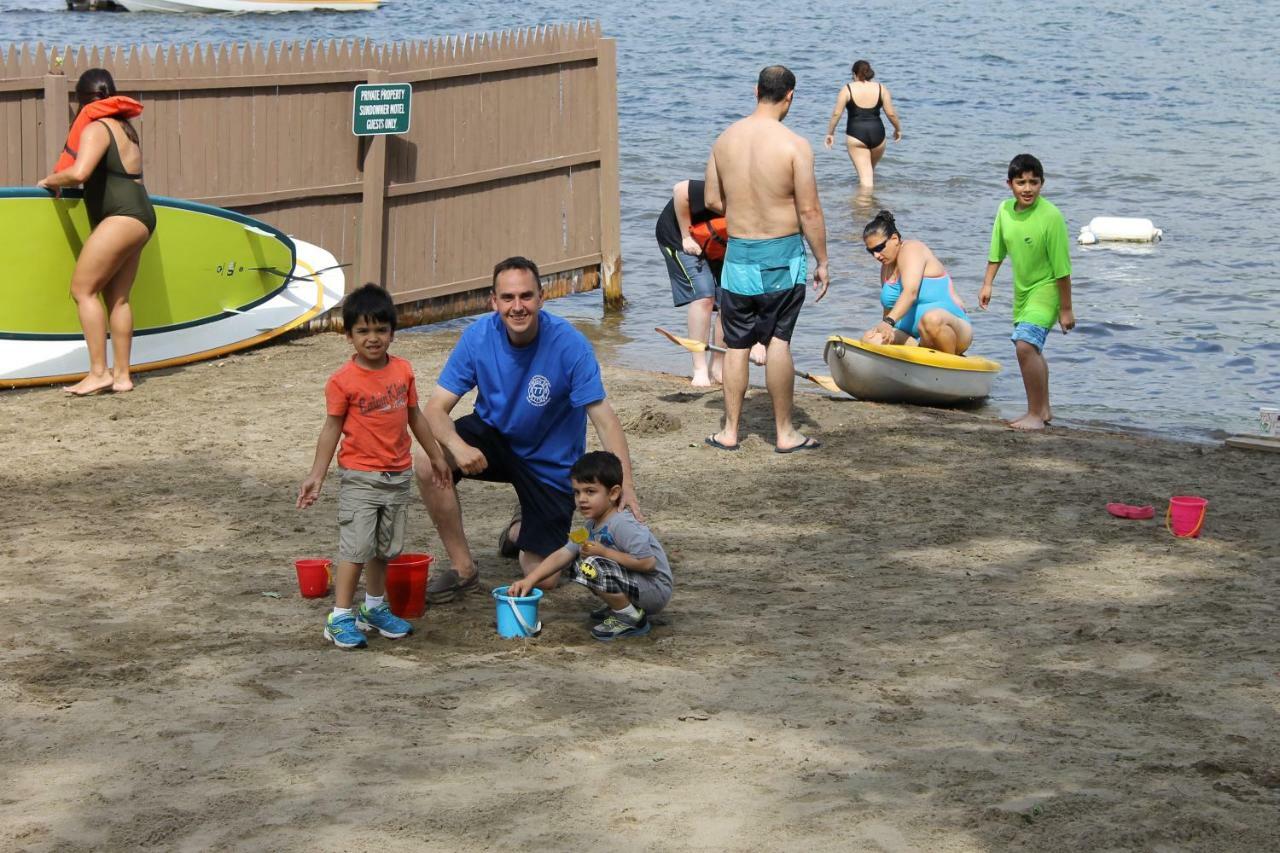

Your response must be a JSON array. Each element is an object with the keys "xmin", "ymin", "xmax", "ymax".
[{"xmin": 2, "ymin": 327, "xmax": 1278, "ymax": 852}]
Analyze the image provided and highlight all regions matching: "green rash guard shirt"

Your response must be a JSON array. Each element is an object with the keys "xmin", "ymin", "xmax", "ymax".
[{"xmin": 987, "ymin": 196, "xmax": 1072, "ymax": 328}]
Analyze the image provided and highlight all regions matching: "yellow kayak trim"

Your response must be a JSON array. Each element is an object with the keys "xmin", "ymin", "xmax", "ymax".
[{"xmin": 826, "ymin": 336, "xmax": 1001, "ymax": 373}]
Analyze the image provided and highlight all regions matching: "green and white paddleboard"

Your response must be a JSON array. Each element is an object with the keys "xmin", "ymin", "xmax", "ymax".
[{"xmin": 0, "ymin": 188, "xmax": 343, "ymax": 388}]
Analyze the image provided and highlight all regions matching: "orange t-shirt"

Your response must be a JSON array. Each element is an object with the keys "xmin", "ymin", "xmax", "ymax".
[{"xmin": 325, "ymin": 355, "xmax": 419, "ymax": 472}]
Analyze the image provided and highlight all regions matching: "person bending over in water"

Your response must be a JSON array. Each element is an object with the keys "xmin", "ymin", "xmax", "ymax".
[{"xmin": 861, "ymin": 211, "xmax": 972, "ymax": 355}]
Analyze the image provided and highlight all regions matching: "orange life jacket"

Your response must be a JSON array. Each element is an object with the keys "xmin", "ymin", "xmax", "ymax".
[
  {"xmin": 55, "ymin": 96, "xmax": 144, "ymax": 172},
  {"xmin": 689, "ymin": 217, "xmax": 728, "ymax": 262}
]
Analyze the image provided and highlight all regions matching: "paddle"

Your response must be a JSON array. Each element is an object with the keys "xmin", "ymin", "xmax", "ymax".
[{"xmin": 655, "ymin": 327, "xmax": 845, "ymax": 395}]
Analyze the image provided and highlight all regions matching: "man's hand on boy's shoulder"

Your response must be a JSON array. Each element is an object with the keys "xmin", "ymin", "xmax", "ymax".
[{"xmin": 619, "ymin": 485, "xmax": 644, "ymax": 521}]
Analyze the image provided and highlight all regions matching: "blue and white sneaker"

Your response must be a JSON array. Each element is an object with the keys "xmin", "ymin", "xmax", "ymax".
[
  {"xmin": 324, "ymin": 611, "xmax": 368, "ymax": 649},
  {"xmin": 356, "ymin": 602, "xmax": 413, "ymax": 639},
  {"xmin": 590, "ymin": 609, "xmax": 651, "ymax": 642}
]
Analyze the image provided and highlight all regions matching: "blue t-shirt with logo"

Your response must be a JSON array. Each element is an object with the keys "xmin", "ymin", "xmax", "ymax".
[{"xmin": 437, "ymin": 311, "xmax": 606, "ymax": 491}]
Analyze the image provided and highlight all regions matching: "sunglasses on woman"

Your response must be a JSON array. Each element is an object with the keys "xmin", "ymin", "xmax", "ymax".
[{"xmin": 865, "ymin": 236, "xmax": 892, "ymax": 255}]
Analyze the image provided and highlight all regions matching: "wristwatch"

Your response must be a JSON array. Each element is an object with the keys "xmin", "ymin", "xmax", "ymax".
[{"xmin": 881, "ymin": 317, "xmax": 896, "ymax": 328}]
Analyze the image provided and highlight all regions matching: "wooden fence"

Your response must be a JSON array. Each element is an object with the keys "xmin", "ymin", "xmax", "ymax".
[{"xmin": 0, "ymin": 22, "xmax": 622, "ymax": 324}]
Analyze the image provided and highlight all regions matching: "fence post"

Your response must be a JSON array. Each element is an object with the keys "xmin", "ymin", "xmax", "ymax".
[
  {"xmin": 357, "ymin": 69, "xmax": 389, "ymax": 292},
  {"xmin": 596, "ymin": 37, "xmax": 623, "ymax": 310},
  {"xmin": 43, "ymin": 70, "xmax": 69, "ymax": 177}
]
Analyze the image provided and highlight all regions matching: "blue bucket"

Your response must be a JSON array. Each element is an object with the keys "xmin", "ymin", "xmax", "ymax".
[{"xmin": 492, "ymin": 586, "xmax": 543, "ymax": 638}]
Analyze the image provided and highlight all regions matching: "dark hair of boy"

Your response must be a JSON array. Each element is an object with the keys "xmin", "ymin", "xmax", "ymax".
[
  {"xmin": 1007, "ymin": 153, "xmax": 1044, "ymax": 181},
  {"xmin": 756, "ymin": 65, "xmax": 796, "ymax": 104},
  {"xmin": 570, "ymin": 450, "xmax": 624, "ymax": 490},
  {"xmin": 342, "ymin": 282, "xmax": 397, "ymax": 331},
  {"xmin": 862, "ymin": 209, "xmax": 898, "ymax": 241},
  {"xmin": 491, "ymin": 256, "xmax": 542, "ymax": 292}
]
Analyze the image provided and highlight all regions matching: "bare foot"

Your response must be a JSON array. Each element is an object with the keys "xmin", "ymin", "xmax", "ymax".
[
  {"xmin": 1009, "ymin": 414, "xmax": 1047, "ymax": 431},
  {"xmin": 749, "ymin": 343, "xmax": 767, "ymax": 366},
  {"xmin": 66, "ymin": 373, "xmax": 114, "ymax": 396},
  {"xmin": 690, "ymin": 372, "xmax": 714, "ymax": 388},
  {"xmin": 112, "ymin": 378, "xmax": 134, "ymax": 393}
]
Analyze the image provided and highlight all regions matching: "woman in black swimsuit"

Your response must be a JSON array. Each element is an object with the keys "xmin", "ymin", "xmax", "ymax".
[
  {"xmin": 824, "ymin": 60, "xmax": 902, "ymax": 190},
  {"xmin": 37, "ymin": 68, "xmax": 154, "ymax": 396}
]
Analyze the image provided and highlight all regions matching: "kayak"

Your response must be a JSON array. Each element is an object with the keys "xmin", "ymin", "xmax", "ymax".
[{"xmin": 823, "ymin": 336, "xmax": 1001, "ymax": 406}]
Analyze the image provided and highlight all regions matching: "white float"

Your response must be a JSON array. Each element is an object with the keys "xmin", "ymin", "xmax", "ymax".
[{"xmin": 1078, "ymin": 216, "xmax": 1163, "ymax": 244}]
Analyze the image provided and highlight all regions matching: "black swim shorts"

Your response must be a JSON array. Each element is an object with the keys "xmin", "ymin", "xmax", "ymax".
[
  {"xmin": 450, "ymin": 414, "xmax": 574, "ymax": 558},
  {"xmin": 719, "ymin": 283, "xmax": 806, "ymax": 349}
]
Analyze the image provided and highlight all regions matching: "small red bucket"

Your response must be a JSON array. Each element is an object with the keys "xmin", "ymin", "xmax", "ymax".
[
  {"xmin": 386, "ymin": 553, "xmax": 432, "ymax": 618},
  {"xmin": 294, "ymin": 558, "xmax": 332, "ymax": 598},
  {"xmin": 1166, "ymin": 495, "xmax": 1208, "ymax": 538}
]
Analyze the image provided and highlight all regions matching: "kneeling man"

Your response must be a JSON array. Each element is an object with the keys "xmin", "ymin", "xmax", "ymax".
[{"xmin": 413, "ymin": 256, "xmax": 642, "ymax": 601}]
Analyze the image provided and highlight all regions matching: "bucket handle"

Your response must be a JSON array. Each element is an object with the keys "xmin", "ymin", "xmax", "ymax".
[
  {"xmin": 1165, "ymin": 502, "xmax": 1206, "ymax": 538},
  {"xmin": 506, "ymin": 594, "xmax": 542, "ymax": 637}
]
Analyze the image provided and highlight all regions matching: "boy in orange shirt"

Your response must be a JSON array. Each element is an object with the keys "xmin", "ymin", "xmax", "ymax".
[{"xmin": 298, "ymin": 284, "xmax": 451, "ymax": 649}]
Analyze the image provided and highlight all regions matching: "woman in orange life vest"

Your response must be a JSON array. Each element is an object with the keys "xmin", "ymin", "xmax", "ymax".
[{"xmin": 38, "ymin": 68, "xmax": 155, "ymax": 396}]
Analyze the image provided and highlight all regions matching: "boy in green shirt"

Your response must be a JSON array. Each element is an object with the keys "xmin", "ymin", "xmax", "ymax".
[{"xmin": 979, "ymin": 153, "xmax": 1075, "ymax": 431}]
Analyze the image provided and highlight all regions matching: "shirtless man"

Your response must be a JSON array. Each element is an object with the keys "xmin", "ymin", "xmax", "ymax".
[{"xmin": 703, "ymin": 65, "xmax": 830, "ymax": 454}]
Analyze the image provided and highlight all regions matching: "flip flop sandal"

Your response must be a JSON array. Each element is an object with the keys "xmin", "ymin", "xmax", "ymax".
[
  {"xmin": 775, "ymin": 436, "xmax": 822, "ymax": 454},
  {"xmin": 1106, "ymin": 502, "xmax": 1154, "ymax": 520},
  {"xmin": 497, "ymin": 506, "xmax": 522, "ymax": 559}
]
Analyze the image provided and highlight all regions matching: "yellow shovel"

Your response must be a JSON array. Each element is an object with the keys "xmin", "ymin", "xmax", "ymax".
[{"xmin": 655, "ymin": 327, "xmax": 845, "ymax": 395}]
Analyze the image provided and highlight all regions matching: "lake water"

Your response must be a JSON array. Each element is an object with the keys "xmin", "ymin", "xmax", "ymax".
[{"xmin": 5, "ymin": 0, "xmax": 1278, "ymax": 442}]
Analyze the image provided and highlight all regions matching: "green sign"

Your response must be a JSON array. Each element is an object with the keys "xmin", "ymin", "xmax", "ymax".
[{"xmin": 352, "ymin": 83, "xmax": 412, "ymax": 136}]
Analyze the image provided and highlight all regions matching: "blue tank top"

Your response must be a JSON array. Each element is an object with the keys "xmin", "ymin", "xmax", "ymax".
[{"xmin": 880, "ymin": 273, "xmax": 968, "ymax": 337}]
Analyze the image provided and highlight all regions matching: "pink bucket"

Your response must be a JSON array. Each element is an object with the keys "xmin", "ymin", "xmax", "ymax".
[{"xmin": 1166, "ymin": 495, "xmax": 1208, "ymax": 538}]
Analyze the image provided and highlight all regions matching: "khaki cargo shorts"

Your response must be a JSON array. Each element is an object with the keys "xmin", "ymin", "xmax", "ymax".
[{"xmin": 336, "ymin": 468, "xmax": 413, "ymax": 563}]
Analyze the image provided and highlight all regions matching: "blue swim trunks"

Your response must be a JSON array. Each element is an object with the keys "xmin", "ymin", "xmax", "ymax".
[
  {"xmin": 721, "ymin": 234, "xmax": 807, "ymax": 296},
  {"xmin": 1011, "ymin": 322, "xmax": 1050, "ymax": 352}
]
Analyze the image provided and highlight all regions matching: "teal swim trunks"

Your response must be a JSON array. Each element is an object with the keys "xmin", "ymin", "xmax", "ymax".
[{"xmin": 721, "ymin": 234, "xmax": 807, "ymax": 296}]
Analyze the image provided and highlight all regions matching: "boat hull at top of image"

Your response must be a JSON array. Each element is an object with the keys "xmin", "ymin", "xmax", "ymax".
[
  {"xmin": 0, "ymin": 188, "xmax": 343, "ymax": 388},
  {"xmin": 823, "ymin": 336, "xmax": 1001, "ymax": 406},
  {"xmin": 118, "ymin": 0, "xmax": 381, "ymax": 12}
]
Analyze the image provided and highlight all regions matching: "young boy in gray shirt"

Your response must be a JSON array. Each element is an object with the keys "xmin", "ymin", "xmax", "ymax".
[{"xmin": 507, "ymin": 451, "xmax": 672, "ymax": 640}]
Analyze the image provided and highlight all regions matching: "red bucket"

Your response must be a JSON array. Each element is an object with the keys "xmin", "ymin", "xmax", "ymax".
[
  {"xmin": 294, "ymin": 558, "xmax": 332, "ymax": 598},
  {"xmin": 1166, "ymin": 495, "xmax": 1208, "ymax": 538},
  {"xmin": 386, "ymin": 553, "xmax": 432, "ymax": 618}
]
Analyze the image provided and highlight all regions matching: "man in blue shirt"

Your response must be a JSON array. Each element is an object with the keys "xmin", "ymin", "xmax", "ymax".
[{"xmin": 413, "ymin": 256, "xmax": 642, "ymax": 603}]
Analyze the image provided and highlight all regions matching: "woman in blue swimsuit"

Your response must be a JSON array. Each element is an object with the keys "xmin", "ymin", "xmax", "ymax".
[
  {"xmin": 824, "ymin": 60, "xmax": 902, "ymax": 190},
  {"xmin": 861, "ymin": 211, "xmax": 973, "ymax": 355}
]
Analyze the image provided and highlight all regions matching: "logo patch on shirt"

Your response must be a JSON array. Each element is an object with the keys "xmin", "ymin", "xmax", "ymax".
[{"xmin": 526, "ymin": 374, "xmax": 552, "ymax": 407}]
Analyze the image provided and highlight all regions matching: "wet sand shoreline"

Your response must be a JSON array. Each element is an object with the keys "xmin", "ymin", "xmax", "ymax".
[{"xmin": 2, "ymin": 328, "xmax": 1278, "ymax": 851}]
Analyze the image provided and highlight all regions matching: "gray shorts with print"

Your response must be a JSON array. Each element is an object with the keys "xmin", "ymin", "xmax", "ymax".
[
  {"xmin": 337, "ymin": 468, "xmax": 412, "ymax": 563},
  {"xmin": 569, "ymin": 555, "xmax": 671, "ymax": 614}
]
